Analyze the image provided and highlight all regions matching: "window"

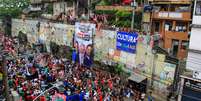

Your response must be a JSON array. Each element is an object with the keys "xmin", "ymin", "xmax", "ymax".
[
  {"xmin": 195, "ymin": 1, "xmax": 201, "ymax": 15},
  {"xmin": 181, "ymin": 41, "xmax": 189, "ymax": 50},
  {"xmin": 165, "ymin": 21, "xmax": 173, "ymax": 31},
  {"xmin": 154, "ymin": 21, "xmax": 160, "ymax": 32},
  {"xmin": 175, "ymin": 22, "xmax": 187, "ymax": 32},
  {"xmin": 160, "ymin": 5, "xmax": 168, "ymax": 11},
  {"xmin": 171, "ymin": 40, "xmax": 179, "ymax": 57}
]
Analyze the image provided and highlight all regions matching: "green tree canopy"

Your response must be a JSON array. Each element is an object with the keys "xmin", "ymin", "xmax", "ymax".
[{"xmin": 0, "ymin": 0, "xmax": 30, "ymax": 18}]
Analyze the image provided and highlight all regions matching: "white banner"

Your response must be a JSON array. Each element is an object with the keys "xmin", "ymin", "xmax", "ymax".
[
  {"xmin": 75, "ymin": 22, "xmax": 96, "ymax": 46},
  {"xmin": 74, "ymin": 22, "xmax": 96, "ymax": 67}
]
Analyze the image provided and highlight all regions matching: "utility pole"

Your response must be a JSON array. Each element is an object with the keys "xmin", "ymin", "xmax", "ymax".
[
  {"xmin": 76, "ymin": 0, "xmax": 79, "ymax": 18},
  {"xmin": 88, "ymin": 0, "xmax": 91, "ymax": 20},
  {"xmin": 131, "ymin": 0, "xmax": 137, "ymax": 30}
]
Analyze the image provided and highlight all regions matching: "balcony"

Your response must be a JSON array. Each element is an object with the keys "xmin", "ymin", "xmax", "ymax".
[
  {"xmin": 31, "ymin": 0, "xmax": 57, "ymax": 4},
  {"xmin": 165, "ymin": 31, "xmax": 188, "ymax": 40},
  {"xmin": 95, "ymin": 6, "xmax": 142, "ymax": 12},
  {"xmin": 152, "ymin": 12, "xmax": 191, "ymax": 21}
]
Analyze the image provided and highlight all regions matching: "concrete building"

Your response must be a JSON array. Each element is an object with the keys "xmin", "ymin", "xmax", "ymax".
[
  {"xmin": 148, "ymin": 0, "xmax": 192, "ymax": 59},
  {"xmin": 28, "ymin": 0, "xmax": 76, "ymax": 21},
  {"xmin": 177, "ymin": 0, "xmax": 201, "ymax": 101},
  {"xmin": 186, "ymin": 0, "xmax": 201, "ymax": 82}
]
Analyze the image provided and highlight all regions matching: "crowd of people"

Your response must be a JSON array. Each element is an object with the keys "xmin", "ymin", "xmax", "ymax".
[
  {"xmin": 5, "ymin": 50, "xmax": 140, "ymax": 101},
  {"xmin": 0, "ymin": 33, "xmax": 144, "ymax": 101},
  {"xmin": 0, "ymin": 30, "xmax": 154, "ymax": 101}
]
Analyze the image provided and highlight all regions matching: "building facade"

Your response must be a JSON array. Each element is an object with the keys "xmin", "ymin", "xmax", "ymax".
[
  {"xmin": 186, "ymin": 0, "xmax": 201, "ymax": 82},
  {"xmin": 29, "ymin": 0, "xmax": 77, "ymax": 21},
  {"xmin": 178, "ymin": 0, "xmax": 201, "ymax": 101},
  {"xmin": 148, "ymin": 0, "xmax": 192, "ymax": 59}
]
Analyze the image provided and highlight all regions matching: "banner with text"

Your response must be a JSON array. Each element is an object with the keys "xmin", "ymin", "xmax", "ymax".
[
  {"xmin": 116, "ymin": 31, "xmax": 138, "ymax": 53},
  {"xmin": 74, "ymin": 22, "xmax": 96, "ymax": 67}
]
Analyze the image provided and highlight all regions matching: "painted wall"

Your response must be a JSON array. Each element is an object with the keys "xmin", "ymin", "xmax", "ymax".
[
  {"xmin": 12, "ymin": 19, "xmax": 74, "ymax": 46},
  {"xmin": 12, "ymin": 19, "xmax": 177, "ymax": 95},
  {"xmin": 94, "ymin": 30, "xmax": 136, "ymax": 69},
  {"xmin": 12, "ymin": 19, "xmax": 39, "ymax": 43},
  {"xmin": 152, "ymin": 53, "xmax": 177, "ymax": 95}
]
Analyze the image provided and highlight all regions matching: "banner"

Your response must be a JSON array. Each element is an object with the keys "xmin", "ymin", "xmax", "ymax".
[
  {"xmin": 116, "ymin": 31, "xmax": 138, "ymax": 53},
  {"xmin": 74, "ymin": 22, "xmax": 96, "ymax": 67}
]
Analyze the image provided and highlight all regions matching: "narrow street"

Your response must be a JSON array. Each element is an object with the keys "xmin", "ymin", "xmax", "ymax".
[{"xmin": 0, "ymin": 0, "xmax": 201, "ymax": 101}]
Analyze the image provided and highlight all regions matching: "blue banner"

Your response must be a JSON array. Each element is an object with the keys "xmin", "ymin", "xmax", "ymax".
[{"xmin": 116, "ymin": 31, "xmax": 138, "ymax": 53}]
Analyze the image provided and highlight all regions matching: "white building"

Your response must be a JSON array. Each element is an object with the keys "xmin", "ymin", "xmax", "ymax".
[{"xmin": 186, "ymin": 0, "xmax": 201, "ymax": 79}]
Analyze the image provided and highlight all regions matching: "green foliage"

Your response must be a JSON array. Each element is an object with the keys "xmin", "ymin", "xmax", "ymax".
[
  {"xmin": 95, "ymin": 10, "xmax": 117, "ymax": 15},
  {"xmin": 115, "ymin": 63, "xmax": 124, "ymax": 75},
  {"xmin": 94, "ymin": 0, "xmax": 143, "ymax": 30},
  {"xmin": 97, "ymin": 0, "xmax": 111, "ymax": 6},
  {"xmin": 114, "ymin": 11, "xmax": 132, "ymax": 27},
  {"xmin": 115, "ymin": 11, "xmax": 132, "ymax": 18},
  {"xmin": 0, "ymin": 0, "xmax": 30, "ymax": 18}
]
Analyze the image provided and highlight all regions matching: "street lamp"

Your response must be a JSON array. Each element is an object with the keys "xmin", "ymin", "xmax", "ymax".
[{"xmin": 131, "ymin": 0, "xmax": 137, "ymax": 30}]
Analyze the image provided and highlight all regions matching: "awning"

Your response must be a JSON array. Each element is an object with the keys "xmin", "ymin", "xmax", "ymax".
[{"xmin": 128, "ymin": 73, "xmax": 147, "ymax": 83}]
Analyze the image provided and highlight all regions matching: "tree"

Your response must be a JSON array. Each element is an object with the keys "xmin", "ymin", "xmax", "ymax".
[{"xmin": 0, "ymin": 0, "xmax": 30, "ymax": 18}]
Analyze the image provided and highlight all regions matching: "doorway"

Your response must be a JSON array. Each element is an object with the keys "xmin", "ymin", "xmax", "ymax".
[
  {"xmin": 153, "ymin": 21, "xmax": 160, "ymax": 34},
  {"xmin": 171, "ymin": 40, "xmax": 179, "ymax": 57}
]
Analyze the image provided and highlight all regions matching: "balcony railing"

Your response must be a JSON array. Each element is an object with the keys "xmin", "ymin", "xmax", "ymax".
[
  {"xmin": 165, "ymin": 31, "xmax": 188, "ymax": 40},
  {"xmin": 95, "ymin": 5, "xmax": 142, "ymax": 12},
  {"xmin": 152, "ymin": 11, "xmax": 191, "ymax": 21}
]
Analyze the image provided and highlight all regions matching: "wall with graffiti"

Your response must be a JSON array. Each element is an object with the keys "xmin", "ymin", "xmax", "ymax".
[
  {"xmin": 12, "ymin": 19, "xmax": 38, "ymax": 43},
  {"xmin": 12, "ymin": 19, "xmax": 74, "ymax": 46},
  {"xmin": 94, "ymin": 30, "xmax": 137, "ymax": 69},
  {"xmin": 152, "ymin": 53, "xmax": 177, "ymax": 95},
  {"xmin": 11, "ymin": 19, "xmax": 177, "ymax": 95},
  {"xmin": 94, "ymin": 30, "xmax": 155, "ymax": 74}
]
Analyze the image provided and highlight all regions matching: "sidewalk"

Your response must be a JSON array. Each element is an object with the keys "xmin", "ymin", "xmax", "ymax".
[
  {"xmin": 123, "ymin": 95, "xmax": 167, "ymax": 101},
  {"xmin": 123, "ymin": 90, "xmax": 167, "ymax": 101},
  {"xmin": 151, "ymin": 91, "xmax": 167, "ymax": 101}
]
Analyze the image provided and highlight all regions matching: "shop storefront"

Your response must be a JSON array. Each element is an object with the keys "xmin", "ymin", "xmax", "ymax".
[{"xmin": 178, "ymin": 76, "xmax": 201, "ymax": 101}]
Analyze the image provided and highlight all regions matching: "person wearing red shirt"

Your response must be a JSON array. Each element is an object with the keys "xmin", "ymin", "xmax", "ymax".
[
  {"xmin": 98, "ymin": 87, "xmax": 103, "ymax": 101},
  {"xmin": 108, "ymin": 79, "xmax": 113, "ymax": 90}
]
